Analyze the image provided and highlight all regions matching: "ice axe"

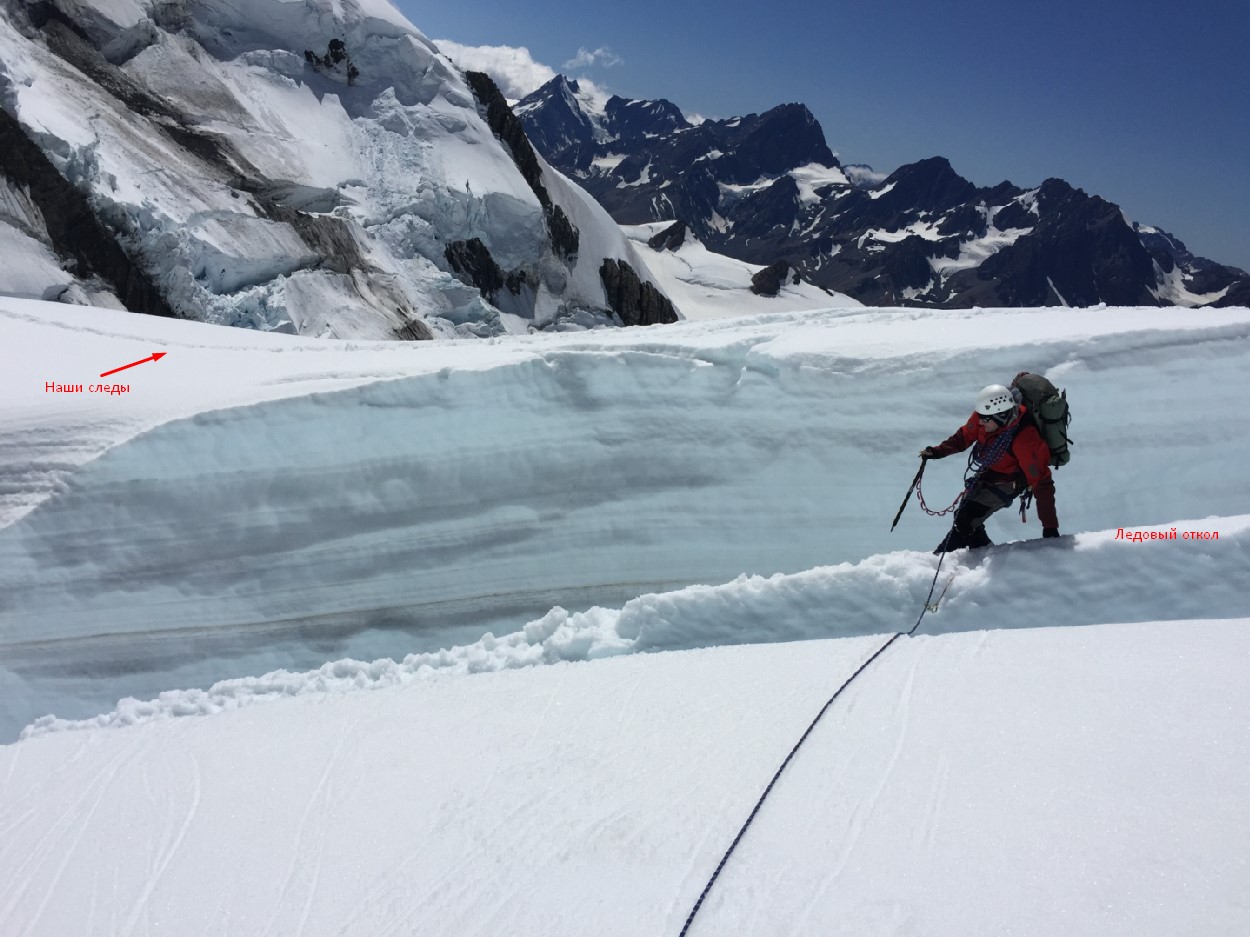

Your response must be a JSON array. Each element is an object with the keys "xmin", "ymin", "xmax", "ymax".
[{"xmin": 891, "ymin": 458, "xmax": 927, "ymax": 531}]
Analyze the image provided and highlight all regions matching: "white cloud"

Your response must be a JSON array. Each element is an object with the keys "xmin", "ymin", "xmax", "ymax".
[
  {"xmin": 433, "ymin": 39, "xmax": 616, "ymax": 112},
  {"xmin": 433, "ymin": 39, "xmax": 557, "ymax": 99},
  {"xmin": 563, "ymin": 46, "xmax": 624, "ymax": 70},
  {"xmin": 844, "ymin": 163, "xmax": 889, "ymax": 188}
]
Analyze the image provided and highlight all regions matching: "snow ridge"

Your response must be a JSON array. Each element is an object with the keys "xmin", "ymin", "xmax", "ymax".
[{"xmin": 23, "ymin": 516, "xmax": 1249, "ymax": 736}]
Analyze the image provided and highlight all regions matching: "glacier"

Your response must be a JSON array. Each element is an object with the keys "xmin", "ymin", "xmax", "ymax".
[
  {"xmin": 0, "ymin": 0, "xmax": 674, "ymax": 337},
  {"xmin": 3, "ymin": 295, "xmax": 1250, "ymax": 739}
]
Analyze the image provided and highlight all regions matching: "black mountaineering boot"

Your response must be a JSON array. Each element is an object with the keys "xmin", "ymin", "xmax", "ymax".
[
  {"xmin": 964, "ymin": 526, "xmax": 992, "ymax": 549},
  {"xmin": 934, "ymin": 527, "xmax": 967, "ymax": 555}
]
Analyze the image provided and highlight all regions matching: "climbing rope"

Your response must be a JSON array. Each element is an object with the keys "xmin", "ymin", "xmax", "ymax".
[
  {"xmin": 917, "ymin": 422, "xmax": 1020, "ymax": 519},
  {"xmin": 676, "ymin": 546, "xmax": 952, "ymax": 937},
  {"xmin": 679, "ymin": 421, "xmax": 1028, "ymax": 933}
]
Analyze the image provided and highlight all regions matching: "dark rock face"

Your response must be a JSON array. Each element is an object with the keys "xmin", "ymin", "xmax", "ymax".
[
  {"xmin": 600, "ymin": 259, "xmax": 679, "ymax": 326},
  {"xmin": 517, "ymin": 79, "xmax": 841, "ymax": 233},
  {"xmin": 875, "ymin": 157, "xmax": 978, "ymax": 217},
  {"xmin": 972, "ymin": 179, "xmax": 1157, "ymax": 307},
  {"xmin": 464, "ymin": 71, "xmax": 580, "ymax": 262},
  {"xmin": 304, "ymin": 39, "xmax": 360, "ymax": 86},
  {"xmin": 445, "ymin": 238, "xmax": 505, "ymax": 298},
  {"xmin": 0, "ymin": 109, "xmax": 175, "ymax": 317},
  {"xmin": 519, "ymin": 74, "xmax": 1250, "ymax": 309},
  {"xmin": 546, "ymin": 204, "xmax": 579, "ymax": 264},
  {"xmin": 647, "ymin": 220, "xmax": 688, "ymax": 251},
  {"xmin": 751, "ymin": 261, "xmax": 798, "ymax": 297},
  {"xmin": 604, "ymin": 95, "xmax": 686, "ymax": 141},
  {"xmin": 725, "ymin": 176, "xmax": 802, "ymax": 241},
  {"xmin": 719, "ymin": 103, "xmax": 836, "ymax": 184},
  {"xmin": 513, "ymin": 76, "xmax": 600, "ymax": 171},
  {"xmin": 394, "ymin": 318, "xmax": 434, "ymax": 341}
]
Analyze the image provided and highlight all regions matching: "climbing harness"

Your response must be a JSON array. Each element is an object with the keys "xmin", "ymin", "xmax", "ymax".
[
  {"xmin": 915, "ymin": 422, "xmax": 1020, "ymax": 521},
  {"xmin": 676, "ymin": 539, "xmax": 954, "ymax": 937}
]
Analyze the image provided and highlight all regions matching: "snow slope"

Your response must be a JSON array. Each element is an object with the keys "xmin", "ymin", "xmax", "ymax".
[
  {"xmin": 2, "ymin": 295, "xmax": 1249, "ymax": 934},
  {"xmin": 3, "ymin": 296, "xmax": 1250, "ymax": 739},
  {"xmin": 622, "ymin": 221, "xmax": 860, "ymax": 319},
  {"xmin": 0, "ymin": 0, "xmax": 668, "ymax": 336},
  {"xmin": 2, "ymin": 617, "xmax": 1247, "ymax": 936}
]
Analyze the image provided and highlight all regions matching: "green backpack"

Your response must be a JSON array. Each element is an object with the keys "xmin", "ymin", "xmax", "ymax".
[{"xmin": 1011, "ymin": 371, "xmax": 1072, "ymax": 467}]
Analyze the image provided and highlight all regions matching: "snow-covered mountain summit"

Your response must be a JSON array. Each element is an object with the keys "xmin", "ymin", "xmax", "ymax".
[
  {"xmin": 517, "ymin": 76, "xmax": 1250, "ymax": 310},
  {"xmin": 0, "ymin": 0, "xmax": 677, "ymax": 337}
]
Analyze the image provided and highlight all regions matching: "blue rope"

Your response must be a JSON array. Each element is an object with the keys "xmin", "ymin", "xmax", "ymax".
[{"xmin": 964, "ymin": 421, "xmax": 1020, "ymax": 494}]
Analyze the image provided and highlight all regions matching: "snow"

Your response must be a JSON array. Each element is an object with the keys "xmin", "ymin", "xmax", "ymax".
[
  {"xmin": 868, "ymin": 179, "xmax": 898, "ymax": 199},
  {"xmin": 2, "ymin": 291, "xmax": 1250, "ymax": 934},
  {"xmin": 859, "ymin": 219, "xmax": 944, "ymax": 246},
  {"xmin": 570, "ymin": 78, "xmax": 612, "ymax": 122},
  {"xmin": 789, "ymin": 161, "xmax": 851, "ymax": 202},
  {"xmin": 23, "ymin": 513, "xmax": 1250, "ymax": 734},
  {"xmin": 1017, "ymin": 187, "xmax": 1041, "ymax": 215},
  {"xmin": 4, "ymin": 293, "xmax": 1250, "ymax": 738},
  {"xmin": 0, "ymin": 224, "xmax": 71, "ymax": 300},
  {"xmin": 622, "ymin": 222, "xmax": 859, "ymax": 318},
  {"xmin": 1152, "ymin": 262, "xmax": 1232, "ymax": 306},
  {"xmin": 620, "ymin": 160, "xmax": 654, "ymax": 187},
  {"xmin": 844, "ymin": 163, "xmax": 888, "ymax": 187},
  {"xmin": 930, "ymin": 221, "xmax": 1033, "ymax": 279},
  {"xmin": 2, "ymin": 617, "xmax": 1247, "ymax": 936},
  {"xmin": 591, "ymin": 152, "xmax": 627, "ymax": 171},
  {"xmin": 0, "ymin": 0, "xmax": 661, "ymax": 338},
  {"xmin": 539, "ymin": 164, "xmax": 672, "ymax": 318}
]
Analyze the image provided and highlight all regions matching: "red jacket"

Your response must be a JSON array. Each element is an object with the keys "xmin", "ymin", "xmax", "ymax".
[{"xmin": 930, "ymin": 407, "xmax": 1059, "ymax": 529}]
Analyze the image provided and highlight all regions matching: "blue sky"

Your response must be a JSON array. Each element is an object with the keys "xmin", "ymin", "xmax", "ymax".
[{"xmin": 398, "ymin": 0, "xmax": 1250, "ymax": 272}]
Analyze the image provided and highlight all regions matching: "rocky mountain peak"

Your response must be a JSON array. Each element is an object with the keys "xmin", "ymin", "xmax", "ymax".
[
  {"xmin": 604, "ymin": 94, "xmax": 688, "ymax": 140},
  {"xmin": 874, "ymin": 157, "xmax": 977, "ymax": 213},
  {"xmin": 518, "ymin": 79, "xmax": 1250, "ymax": 310}
]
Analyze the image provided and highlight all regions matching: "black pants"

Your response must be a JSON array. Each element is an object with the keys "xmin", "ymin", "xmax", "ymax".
[{"xmin": 935, "ymin": 472, "xmax": 1027, "ymax": 553}]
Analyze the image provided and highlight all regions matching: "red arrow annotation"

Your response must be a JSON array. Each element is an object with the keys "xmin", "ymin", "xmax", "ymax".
[{"xmin": 100, "ymin": 352, "xmax": 166, "ymax": 378}]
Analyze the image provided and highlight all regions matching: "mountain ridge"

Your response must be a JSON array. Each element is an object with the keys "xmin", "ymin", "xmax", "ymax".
[{"xmin": 517, "ymin": 74, "xmax": 1250, "ymax": 309}]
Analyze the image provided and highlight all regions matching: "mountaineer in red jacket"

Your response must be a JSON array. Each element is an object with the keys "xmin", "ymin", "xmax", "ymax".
[{"xmin": 921, "ymin": 384, "xmax": 1060, "ymax": 553}]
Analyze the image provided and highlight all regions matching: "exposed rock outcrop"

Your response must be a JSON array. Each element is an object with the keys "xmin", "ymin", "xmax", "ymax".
[
  {"xmin": 0, "ymin": 109, "xmax": 175, "ymax": 317},
  {"xmin": 444, "ymin": 238, "xmax": 505, "ymax": 298},
  {"xmin": 647, "ymin": 220, "xmax": 688, "ymax": 252},
  {"xmin": 750, "ymin": 261, "xmax": 799, "ymax": 297},
  {"xmin": 600, "ymin": 259, "xmax": 679, "ymax": 326},
  {"xmin": 464, "ymin": 70, "xmax": 580, "ymax": 262}
]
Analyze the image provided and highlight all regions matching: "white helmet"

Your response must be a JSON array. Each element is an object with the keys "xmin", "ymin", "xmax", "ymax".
[{"xmin": 974, "ymin": 384, "xmax": 1017, "ymax": 417}]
